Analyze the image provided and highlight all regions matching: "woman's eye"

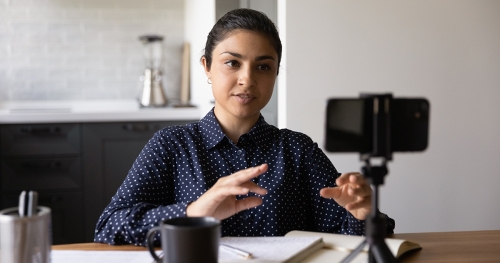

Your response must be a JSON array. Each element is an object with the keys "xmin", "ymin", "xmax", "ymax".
[
  {"xmin": 257, "ymin": 64, "xmax": 271, "ymax": 71},
  {"xmin": 225, "ymin": 60, "xmax": 240, "ymax": 67}
]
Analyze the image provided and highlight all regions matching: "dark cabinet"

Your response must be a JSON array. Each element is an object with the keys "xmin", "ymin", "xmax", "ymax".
[
  {"xmin": 0, "ymin": 123, "xmax": 84, "ymax": 244},
  {"xmin": 0, "ymin": 124, "xmax": 80, "ymax": 156},
  {"xmin": 0, "ymin": 120, "xmax": 195, "ymax": 244},
  {"xmin": 81, "ymin": 121, "xmax": 191, "ymax": 242},
  {"xmin": 1, "ymin": 157, "xmax": 82, "ymax": 192}
]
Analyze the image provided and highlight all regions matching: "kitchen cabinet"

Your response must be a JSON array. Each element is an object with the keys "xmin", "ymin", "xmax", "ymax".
[
  {"xmin": 0, "ymin": 120, "xmax": 194, "ymax": 244},
  {"xmin": 81, "ymin": 120, "xmax": 191, "ymax": 242},
  {"xmin": 0, "ymin": 123, "xmax": 84, "ymax": 244}
]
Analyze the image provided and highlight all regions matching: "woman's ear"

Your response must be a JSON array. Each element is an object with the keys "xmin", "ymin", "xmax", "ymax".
[{"xmin": 201, "ymin": 56, "xmax": 211, "ymax": 79}]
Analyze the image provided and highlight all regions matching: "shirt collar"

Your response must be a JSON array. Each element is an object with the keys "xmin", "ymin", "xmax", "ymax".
[
  {"xmin": 199, "ymin": 108, "xmax": 274, "ymax": 150},
  {"xmin": 199, "ymin": 108, "xmax": 226, "ymax": 149}
]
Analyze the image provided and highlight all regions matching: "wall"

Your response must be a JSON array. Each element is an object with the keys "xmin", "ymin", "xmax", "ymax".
[
  {"xmin": 281, "ymin": 0, "xmax": 500, "ymax": 233},
  {"xmin": 184, "ymin": 0, "xmax": 215, "ymax": 116},
  {"xmin": 0, "ymin": 0, "xmax": 184, "ymax": 101}
]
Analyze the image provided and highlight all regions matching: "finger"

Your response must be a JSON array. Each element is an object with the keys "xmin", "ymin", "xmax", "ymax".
[
  {"xmin": 346, "ymin": 174, "xmax": 371, "ymax": 197},
  {"xmin": 234, "ymin": 197, "xmax": 263, "ymax": 213},
  {"xmin": 345, "ymin": 197, "xmax": 371, "ymax": 211},
  {"xmin": 347, "ymin": 184, "xmax": 371, "ymax": 198},
  {"xmin": 335, "ymin": 172, "xmax": 359, "ymax": 186},
  {"xmin": 231, "ymin": 164, "xmax": 269, "ymax": 185},
  {"xmin": 210, "ymin": 186, "xmax": 250, "ymax": 202},
  {"xmin": 349, "ymin": 173, "xmax": 369, "ymax": 187},
  {"xmin": 240, "ymin": 181, "xmax": 268, "ymax": 196},
  {"xmin": 225, "ymin": 185, "xmax": 253, "ymax": 196},
  {"xmin": 319, "ymin": 187, "xmax": 342, "ymax": 200}
]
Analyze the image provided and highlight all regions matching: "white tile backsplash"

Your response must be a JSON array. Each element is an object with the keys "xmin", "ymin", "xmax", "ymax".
[
  {"xmin": 0, "ymin": 69, "xmax": 7, "ymax": 80},
  {"xmin": 0, "ymin": 0, "xmax": 184, "ymax": 102},
  {"xmin": 12, "ymin": 67, "xmax": 48, "ymax": 81},
  {"xmin": 10, "ymin": 44, "xmax": 46, "ymax": 55},
  {"xmin": 30, "ymin": 56, "xmax": 64, "ymax": 67},
  {"xmin": 29, "ymin": 32, "xmax": 65, "ymax": 44},
  {"xmin": 30, "ymin": 80, "xmax": 66, "ymax": 91}
]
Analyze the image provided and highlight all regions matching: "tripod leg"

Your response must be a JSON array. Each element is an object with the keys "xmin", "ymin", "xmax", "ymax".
[
  {"xmin": 370, "ymin": 239, "xmax": 398, "ymax": 263},
  {"xmin": 340, "ymin": 239, "xmax": 367, "ymax": 263},
  {"xmin": 339, "ymin": 161, "xmax": 397, "ymax": 263}
]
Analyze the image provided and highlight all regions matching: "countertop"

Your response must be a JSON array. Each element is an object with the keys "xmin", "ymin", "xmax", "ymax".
[{"xmin": 0, "ymin": 100, "xmax": 200, "ymax": 124}]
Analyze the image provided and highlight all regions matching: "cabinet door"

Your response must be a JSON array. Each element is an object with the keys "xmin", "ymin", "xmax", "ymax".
[
  {"xmin": 82, "ymin": 121, "xmax": 193, "ymax": 242},
  {"xmin": 1, "ymin": 157, "xmax": 82, "ymax": 193},
  {"xmin": 0, "ymin": 124, "xmax": 80, "ymax": 157}
]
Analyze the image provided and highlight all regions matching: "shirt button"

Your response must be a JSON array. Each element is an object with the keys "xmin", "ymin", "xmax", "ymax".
[
  {"xmin": 237, "ymin": 150, "xmax": 243, "ymax": 155},
  {"xmin": 241, "ymin": 215, "xmax": 249, "ymax": 220}
]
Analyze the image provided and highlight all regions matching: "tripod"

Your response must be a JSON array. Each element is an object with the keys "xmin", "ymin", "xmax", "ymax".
[
  {"xmin": 340, "ymin": 94, "xmax": 397, "ymax": 263},
  {"xmin": 340, "ymin": 158, "xmax": 397, "ymax": 263}
]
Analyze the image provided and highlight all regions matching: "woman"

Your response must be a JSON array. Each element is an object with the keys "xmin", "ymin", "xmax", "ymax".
[{"xmin": 95, "ymin": 8, "xmax": 394, "ymax": 246}]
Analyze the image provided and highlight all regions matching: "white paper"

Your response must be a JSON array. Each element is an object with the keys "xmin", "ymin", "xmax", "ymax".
[
  {"xmin": 51, "ymin": 250, "xmax": 156, "ymax": 263},
  {"xmin": 219, "ymin": 236, "xmax": 322, "ymax": 262},
  {"xmin": 52, "ymin": 237, "xmax": 322, "ymax": 263}
]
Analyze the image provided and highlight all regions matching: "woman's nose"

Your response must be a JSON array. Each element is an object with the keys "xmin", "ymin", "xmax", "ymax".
[{"xmin": 238, "ymin": 66, "xmax": 256, "ymax": 87}]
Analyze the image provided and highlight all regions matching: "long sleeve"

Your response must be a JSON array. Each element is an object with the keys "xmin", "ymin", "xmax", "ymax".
[{"xmin": 94, "ymin": 132, "xmax": 188, "ymax": 246}]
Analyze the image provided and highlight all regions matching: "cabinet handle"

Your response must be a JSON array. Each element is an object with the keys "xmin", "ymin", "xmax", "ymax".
[
  {"xmin": 38, "ymin": 195, "xmax": 63, "ymax": 204},
  {"xmin": 21, "ymin": 161, "xmax": 62, "ymax": 170},
  {"xmin": 21, "ymin": 126, "xmax": 62, "ymax": 134},
  {"xmin": 122, "ymin": 123, "xmax": 156, "ymax": 132}
]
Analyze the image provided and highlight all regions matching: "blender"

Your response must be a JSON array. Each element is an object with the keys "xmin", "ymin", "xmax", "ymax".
[{"xmin": 138, "ymin": 35, "xmax": 168, "ymax": 107}]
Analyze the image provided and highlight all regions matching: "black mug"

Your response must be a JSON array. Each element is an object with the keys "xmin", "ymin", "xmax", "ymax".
[{"xmin": 146, "ymin": 216, "xmax": 220, "ymax": 263}]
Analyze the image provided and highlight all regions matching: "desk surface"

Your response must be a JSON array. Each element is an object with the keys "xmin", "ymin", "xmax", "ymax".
[
  {"xmin": 53, "ymin": 230, "xmax": 500, "ymax": 262},
  {"xmin": 392, "ymin": 230, "xmax": 500, "ymax": 262}
]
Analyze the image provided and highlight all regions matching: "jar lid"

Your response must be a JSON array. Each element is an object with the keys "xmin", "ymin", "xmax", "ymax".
[{"xmin": 139, "ymin": 35, "xmax": 164, "ymax": 43}]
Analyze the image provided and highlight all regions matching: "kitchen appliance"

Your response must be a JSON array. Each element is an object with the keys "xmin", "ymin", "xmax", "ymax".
[{"xmin": 138, "ymin": 35, "xmax": 168, "ymax": 108}]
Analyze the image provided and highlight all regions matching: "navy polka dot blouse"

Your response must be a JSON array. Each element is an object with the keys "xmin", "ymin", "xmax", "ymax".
[{"xmin": 94, "ymin": 109, "xmax": 395, "ymax": 246}]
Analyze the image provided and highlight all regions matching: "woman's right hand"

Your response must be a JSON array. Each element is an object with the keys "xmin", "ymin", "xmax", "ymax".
[{"xmin": 186, "ymin": 164, "xmax": 269, "ymax": 220}]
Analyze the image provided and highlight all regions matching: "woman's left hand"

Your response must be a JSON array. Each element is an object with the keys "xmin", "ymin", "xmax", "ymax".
[{"xmin": 320, "ymin": 172, "xmax": 372, "ymax": 220}]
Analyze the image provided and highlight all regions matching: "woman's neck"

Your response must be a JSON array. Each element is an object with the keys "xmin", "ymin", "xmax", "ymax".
[{"xmin": 213, "ymin": 108, "xmax": 260, "ymax": 144}]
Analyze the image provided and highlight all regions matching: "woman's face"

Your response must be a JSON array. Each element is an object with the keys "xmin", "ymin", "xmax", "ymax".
[{"xmin": 203, "ymin": 30, "xmax": 278, "ymax": 125}]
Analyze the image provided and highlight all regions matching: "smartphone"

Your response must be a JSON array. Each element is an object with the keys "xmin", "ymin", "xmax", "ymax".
[{"xmin": 325, "ymin": 97, "xmax": 430, "ymax": 153}]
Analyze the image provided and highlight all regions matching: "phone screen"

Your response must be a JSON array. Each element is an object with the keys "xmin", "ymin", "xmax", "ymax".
[{"xmin": 325, "ymin": 98, "xmax": 429, "ymax": 153}]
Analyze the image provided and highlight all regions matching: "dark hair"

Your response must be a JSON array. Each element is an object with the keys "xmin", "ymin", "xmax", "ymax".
[{"xmin": 202, "ymin": 8, "xmax": 282, "ymax": 74}]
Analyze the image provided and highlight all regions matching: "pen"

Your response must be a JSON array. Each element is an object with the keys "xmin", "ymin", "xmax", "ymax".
[
  {"xmin": 18, "ymin": 191, "xmax": 27, "ymax": 217},
  {"xmin": 18, "ymin": 190, "xmax": 38, "ymax": 217},
  {"xmin": 28, "ymin": 191, "xmax": 38, "ymax": 217},
  {"xmin": 220, "ymin": 244, "xmax": 253, "ymax": 259}
]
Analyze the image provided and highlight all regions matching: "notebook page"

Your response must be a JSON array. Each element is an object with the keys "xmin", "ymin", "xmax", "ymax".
[
  {"xmin": 286, "ymin": 231, "xmax": 367, "ymax": 252},
  {"xmin": 219, "ymin": 236, "xmax": 322, "ymax": 263},
  {"xmin": 286, "ymin": 230, "xmax": 417, "ymax": 257},
  {"xmin": 300, "ymin": 249, "xmax": 368, "ymax": 263},
  {"xmin": 51, "ymin": 250, "xmax": 154, "ymax": 263}
]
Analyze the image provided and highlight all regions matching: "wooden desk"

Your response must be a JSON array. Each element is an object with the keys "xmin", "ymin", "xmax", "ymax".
[
  {"xmin": 53, "ymin": 230, "xmax": 500, "ymax": 262},
  {"xmin": 392, "ymin": 230, "xmax": 500, "ymax": 262}
]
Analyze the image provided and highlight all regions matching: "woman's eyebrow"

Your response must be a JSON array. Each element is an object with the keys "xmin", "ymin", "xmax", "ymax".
[
  {"xmin": 220, "ymin": 51, "xmax": 276, "ymax": 61},
  {"xmin": 255, "ymin": 55, "xmax": 275, "ymax": 61},
  {"xmin": 220, "ymin": 51, "xmax": 243, "ymax": 58}
]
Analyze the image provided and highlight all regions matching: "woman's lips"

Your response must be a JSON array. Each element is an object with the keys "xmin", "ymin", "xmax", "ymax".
[{"xmin": 233, "ymin": 93, "xmax": 255, "ymax": 104}]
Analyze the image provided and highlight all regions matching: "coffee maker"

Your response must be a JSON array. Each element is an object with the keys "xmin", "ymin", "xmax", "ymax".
[{"xmin": 138, "ymin": 35, "xmax": 168, "ymax": 108}]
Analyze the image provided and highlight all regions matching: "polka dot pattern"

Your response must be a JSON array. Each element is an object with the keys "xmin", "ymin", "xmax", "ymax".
[{"xmin": 94, "ymin": 109, "xmax": 395, "ymax": 246}]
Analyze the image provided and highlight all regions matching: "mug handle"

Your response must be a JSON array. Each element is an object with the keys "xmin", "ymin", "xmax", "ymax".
[{"xmin": 146, "ymin": 226, "xmax": 162, "ymax": 262}]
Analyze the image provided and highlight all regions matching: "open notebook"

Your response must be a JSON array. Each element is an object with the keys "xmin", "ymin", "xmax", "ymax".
[
  {"xmin": 285, "ymin": 231, "xmax": 421, "ymax": 262},
  {"xmin": 219, "ymin": 231, "xmax": 421, "ymax": 262}
]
